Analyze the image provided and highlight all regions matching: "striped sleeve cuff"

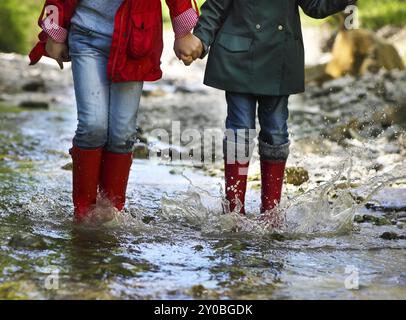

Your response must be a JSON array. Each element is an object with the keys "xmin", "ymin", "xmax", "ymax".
[
  {"xmin": 41, "ymin": 20, "xmax": 68, "ymax": 43},
  {"xmin": 172, "ymin": 8, "xmax": 199, "ymax": 39}
]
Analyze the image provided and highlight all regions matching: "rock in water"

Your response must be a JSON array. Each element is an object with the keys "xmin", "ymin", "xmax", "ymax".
[
  {"xmin": 380, "ymin": 232, "xmax": 401, "ymax": 240},
  {"xmin": 22, "ymin": 80, "xmax": 46, "ymax": 93},
  {"xmin": 326, "ymin": 29, "xmax": 405, "ymax": 78},
  {"xmin": 19, "ymin": 101, "xmax": 49, "ymax": 110},
  {"xmin": 8, "ymin": 233, "xmax": 48, "ymax": 250},
  {"xmin": 133, "ymin": 144, "xmax": 149, "ymax": 159},
  {"xmin": 285, "ymin": 167, "xmax": 309, "ymax": 186},
  {"xmin": 61, "ymin": 162, "xmax": 73, "ymax": 171}
]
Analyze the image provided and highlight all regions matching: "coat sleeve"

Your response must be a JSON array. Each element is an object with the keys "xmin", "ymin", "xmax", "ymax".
[
  {"xmin": 298, "ymin": 0, "xmax": 356, "ymax": 19},
  {"xmin": 192, "ymin": 0, "xmax": 233, "ymax": 47},
  {"xmin": 29, "ymin": 0, "xmax": 78, "ymax": 65},
  {"xmin": 39, "ymin": 0, "xmax": 79, "ymax": 42},
  {"xmin": 165, "ymin": 0, "xmax": 199, "ymax": 39}
]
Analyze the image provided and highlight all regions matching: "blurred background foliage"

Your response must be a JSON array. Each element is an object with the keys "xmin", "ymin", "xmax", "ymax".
[{"xmin": 0, "ymin": 0, "xmax": 404, "ymax": 54}]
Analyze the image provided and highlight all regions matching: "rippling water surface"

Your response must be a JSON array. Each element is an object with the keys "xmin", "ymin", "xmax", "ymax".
[{"xmin": 0, "ymin": 96, "xmax": 405, "ymax": 300}]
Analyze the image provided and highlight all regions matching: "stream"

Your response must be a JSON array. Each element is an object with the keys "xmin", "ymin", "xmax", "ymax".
[{"xmin": 0, "ymin": 49, "xmax": 405, "ymax": 299}]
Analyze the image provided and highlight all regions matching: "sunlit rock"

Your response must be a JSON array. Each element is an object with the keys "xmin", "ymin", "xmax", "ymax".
[{"xmin": 285, "ymin": 167, "xmax": 309, "ymax": 186}]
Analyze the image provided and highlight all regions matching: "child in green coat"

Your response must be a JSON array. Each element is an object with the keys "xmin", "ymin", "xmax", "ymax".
[{"xmin": 192, "ymin": 0, "xmax": 356, "ymax": 216}]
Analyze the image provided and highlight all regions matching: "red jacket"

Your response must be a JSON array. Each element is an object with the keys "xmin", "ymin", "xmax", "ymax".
[{"xmin": 29, "ymin": 0, "xmax": 198, "ymax": 82}]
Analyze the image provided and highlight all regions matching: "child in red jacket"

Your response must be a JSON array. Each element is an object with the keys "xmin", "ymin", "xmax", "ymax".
[{"xmin": 30, "ymin": 0, "xmax": 203, "ymax": 223}]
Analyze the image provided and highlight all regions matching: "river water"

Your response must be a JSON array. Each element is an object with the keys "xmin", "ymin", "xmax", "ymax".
[{"xmin": 0, "ymin": 51, "xmax": 405, "ymax": 299}]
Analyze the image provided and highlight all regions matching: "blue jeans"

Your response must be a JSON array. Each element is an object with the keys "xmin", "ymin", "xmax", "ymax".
[
  {"xmin": 225, "ymin": 92, "xmax": 290, "ymax": 161},
  {"xmin": 68, "ymin": 24, "xmax": 143, "ymax": 154}
]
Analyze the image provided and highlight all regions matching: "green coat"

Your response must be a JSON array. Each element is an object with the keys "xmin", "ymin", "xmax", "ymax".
[{"xmin": 194, "ymin": 0, "xmax": 353, "ymax": 95}]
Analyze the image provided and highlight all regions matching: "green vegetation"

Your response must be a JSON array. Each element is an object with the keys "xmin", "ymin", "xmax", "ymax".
[
  {"xmin": 0, "ymin": 0, "xmax": 403, "ymax": 54},
  {"xmin": 358, "ymin": 0, "xmax": 406, "ymax": 29},
  {"xmin": 0, "ymin": 0, "xmax": 41, "ymax": 54},
  {"xmin": 301, "ymin": 0, "xmax": 406, "ymax": 30}
]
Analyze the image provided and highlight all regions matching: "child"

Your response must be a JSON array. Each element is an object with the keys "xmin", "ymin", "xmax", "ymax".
[
  {"xmin": 192, "ymin": 0, "xmax": 356, "ymax": 215},
  {"xmin": 29, "ymin": 0, "xmax": 203, "ymax": 223}
]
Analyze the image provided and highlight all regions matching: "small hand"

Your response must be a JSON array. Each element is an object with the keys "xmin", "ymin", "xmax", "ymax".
[
  {"xmin": 180, "ymin": 54, "xmax": 194, "ymax": 66},
  {"xmin": 174, "ymin": 33, "xmax": 203, "ymax": 66},
  {"xmin": 45, "ymin": 37, "xmax": 70, "ymax": 70}
]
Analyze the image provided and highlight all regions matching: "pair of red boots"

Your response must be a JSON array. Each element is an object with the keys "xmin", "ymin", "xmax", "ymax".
[
  {"xmin": 70, "ymin": 146, "xmax": 133, "ymax": 222},
  {"xmin": 225, "ymin": 159, "xmax": 286, "ymax": 214}
]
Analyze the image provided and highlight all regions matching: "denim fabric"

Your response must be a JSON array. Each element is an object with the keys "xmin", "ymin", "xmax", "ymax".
[
  {"xmin": 225, "ymin": 92, "xmax": 290, "ymax": 146},
  {"xmin": 68, "ymin": 24, "xmax": 143, "ymax": 154}
]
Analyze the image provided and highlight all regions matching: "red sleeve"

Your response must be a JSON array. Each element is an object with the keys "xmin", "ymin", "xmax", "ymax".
[
  {"xmin": 165, "ymin": 0, "xmax": 194, "ymax": 19},
  {"xmin": 165, "ymin": 0, "xmax": 199, "ymax": 38},
  {"xmin": 29, "ymin": 0, "xmax": 79, "ymax": 65},
  {"xmin": 38, "ymin": 0, "xmax": 78, "ymax": 29}
]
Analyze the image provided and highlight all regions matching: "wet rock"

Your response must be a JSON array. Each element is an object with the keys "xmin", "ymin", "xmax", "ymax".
[
  {"xmin": 61, "ymin": 162, "xmax": 73, "ymax": 171},
  {"xmin": 373, "ymin": 105, "xmax": 406, "ymax": 127},
  {"xmin": 365, "ymin": 188, "xmax": 406, "ymax": 213},
  {"xmin": 133, "ymin": 144, "xmax": 149, "ymax": 159},
  {"xmin": 354, "ymin": 214, "xmax": 392, "ymax": 226},
  {"xmin": 169, "ymin": 168, "xmax": 183, "ymax": 175},
  {"xmin": 22, "ymin": 81, "xmax": 46, "ymax": 93},
  {"xmin": 20, "ymin": 100, "xmax": 49, "ymax": 109},
  {"xmin": 141, "ymin": 215, "xmax": 155, "ymax": 224},
  {"xmin": 285, "ymin": 167, "xmax": 309, "ymax": 186},
  {"xmin": 189, "ymin": 284, "xmax": 208, "ymax": 298},
  {"xmin": 8, "ymin": 233, "xmax": 48, "ymax": 250},
  {"xmin": 19, "ymin": 100, "xmax": 49, "ymax": 110},
  {"xmin": 326, "ymin": 29, "xmax": 405, "ymax": 79},
  {"xmin": 354, "ymin": 215, "xmax": 364, "ymax": 223},
  {"xmin": 380, "ymin": 231, "xmax": 405, "ymax": 240},
  {"xmin": 374, "ymin": 217, "xmax": 392, "ymax": 226},
  {"xmin": 322, "ymin": 119, "xmax": 361, "ymax": 143},
  {"xmin": 193, "ymin": 245, "xmax": 204, "ymax": 252}
]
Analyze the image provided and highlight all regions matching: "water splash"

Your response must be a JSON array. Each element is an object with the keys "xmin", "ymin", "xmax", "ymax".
[
  {"xmin": 79, "ymin": 196, "xmax": 149, "ymax": 231},
  {"xmin": 160, "ymin": 160, "xmax": 406, "ymax": 238}
]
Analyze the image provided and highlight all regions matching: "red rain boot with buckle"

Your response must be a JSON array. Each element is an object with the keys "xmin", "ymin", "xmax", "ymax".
[
  {"xmin": 100, "ymin": 150, "xmax": 133, "ymax": 211},
  {"xmin": 70, "ymin": 146, "xmax": 103, "ymax": 223},
  {"xmin": 260, "ymin": 160, "xmax": 286, "ymax": 213},
  {"xmin": 224, "ymin": 161, "xmax": 250, "ymax": 214}
]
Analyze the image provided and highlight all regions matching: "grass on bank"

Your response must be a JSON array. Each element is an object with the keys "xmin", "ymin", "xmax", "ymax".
[
  {"xmin": 301, "ymin": 0, "xmax": 406, "ymax": 29},
  {"xmin": 0, "ymin": 0, "xmax": 404, "ymax": 54}
]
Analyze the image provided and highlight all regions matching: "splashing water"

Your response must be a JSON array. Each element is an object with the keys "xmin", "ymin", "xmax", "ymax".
[{"xmin": 160, "ymin": 159, "xmax": 406, "ymax": 238}]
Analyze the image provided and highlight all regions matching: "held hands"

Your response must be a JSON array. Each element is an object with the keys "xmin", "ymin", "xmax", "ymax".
[
  {"xmin": 174, "ymin": 33, "xmax": 203, "ymax": 66},
  {"xmin": 45, "ymin": 37, "xmax": 70, "ymax": 70}
]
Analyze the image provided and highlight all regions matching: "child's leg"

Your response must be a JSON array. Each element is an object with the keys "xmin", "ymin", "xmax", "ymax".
[
  {"xmin": 100, "ymin": 82, "xmax": 144, "ymax": 211},
  {"xmin": 224, "ymin": 92, "xmax": 257, "ymax": 214},
  {"xmin": 106, "ymin": 82, "xmax": 144, "ymax": 154},
  {"xmin": 257, "ymin": 96, "xmax": 290, "ymax": 213},
  {"xmin": 69, "ymin": 26, "xmax": 110, "ymax": 150},
  {"xmin": 68, "ymin": 26, "xmax": 111, "ymax": 221}
]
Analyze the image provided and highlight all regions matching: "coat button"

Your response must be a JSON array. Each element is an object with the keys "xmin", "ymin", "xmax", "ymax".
[
  {"xmin": 278, "ymin": 25, "xmax": 284, "ymax": 31},
  {"xmin": 256, "ymin": 24, "xmax": 261, "ymax": 30}
]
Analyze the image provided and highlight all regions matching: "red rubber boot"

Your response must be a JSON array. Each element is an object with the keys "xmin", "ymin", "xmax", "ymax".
[
  {"xmin": 100, "ymin": 150, "xmax": 133, "ymax": 211},
  {"xmin": 260, "ymin": 160, "xmax": 286, "ymax": 213},
  {"xmin": 224, "ymin": 161, "xmax": 250, "ymax": 214},
  {"xmin": 70, "ymin": 146, "xmax": 103, "ymax": 222}
]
